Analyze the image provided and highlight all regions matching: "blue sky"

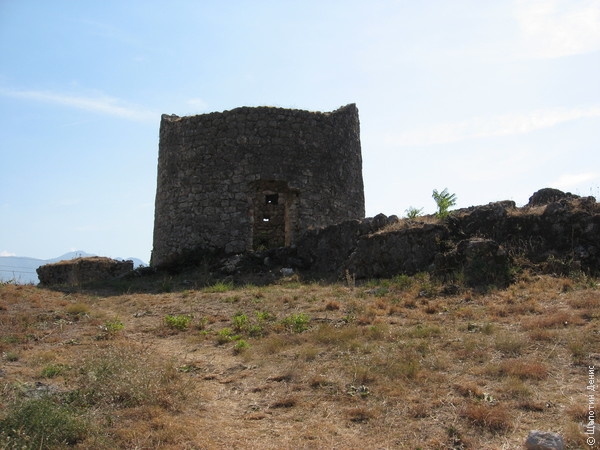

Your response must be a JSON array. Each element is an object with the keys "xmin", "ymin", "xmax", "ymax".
[{"xmin": 1, "ymin": 0, "xmax": 599, "ymax": 263}]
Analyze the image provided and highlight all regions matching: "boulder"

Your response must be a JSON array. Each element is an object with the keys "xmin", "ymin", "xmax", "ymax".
[
  {"xmin": 527, "ymin": 188, "xmax": 578, "ymax": 207},
  {"xmin": 37, "ymin": 257, "xmax": 133, "ymax": 286},
  {"xmin": 448, "ymin": 200, "xmax": 516, "ymax": 240},
  {"xmin": 524, "ymin": 430, "xmax": 564, "ymax": 450},
  {"xmin": 435, "ymin": 238, "xmax": 512, "ymax": 288}
]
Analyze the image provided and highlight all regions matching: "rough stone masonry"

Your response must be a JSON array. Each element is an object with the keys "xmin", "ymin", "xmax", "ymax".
[{"xmin": 151, "ymin": 104, "xmax": 365, "ymax": 267}]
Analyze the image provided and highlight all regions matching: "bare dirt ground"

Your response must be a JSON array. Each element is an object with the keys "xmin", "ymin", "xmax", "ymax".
[{"xmin": 1, "ymin": 271, "xmax": 598, "ymax": 449}]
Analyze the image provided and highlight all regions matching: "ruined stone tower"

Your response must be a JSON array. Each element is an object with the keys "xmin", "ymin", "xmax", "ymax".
[{"xmin": 151, "ymin": 104, "xmax": 364, "ymax": 267}]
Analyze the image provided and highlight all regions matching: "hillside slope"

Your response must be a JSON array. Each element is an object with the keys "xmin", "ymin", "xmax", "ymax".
[{"xmin": 0, "ymin": 271, "xmax": 598, "ymax": 449}]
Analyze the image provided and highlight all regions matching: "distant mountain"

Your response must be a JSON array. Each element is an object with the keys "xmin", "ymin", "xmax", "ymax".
[{"xmin": 0, "ymin": 251, "xmax": 147, "ymax": 285}]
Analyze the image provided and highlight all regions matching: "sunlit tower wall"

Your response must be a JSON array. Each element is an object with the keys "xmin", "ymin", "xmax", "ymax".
[{"xmin": 151, "ymin": 104, "xmax": 364, "ymax": 267}]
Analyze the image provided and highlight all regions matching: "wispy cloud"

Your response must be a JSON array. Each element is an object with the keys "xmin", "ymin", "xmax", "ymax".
[
  {"xmin": 551, "ymin": 172, "xmax": 599, "ymax": 190},
  {"xmin": 386, "ymin": 105, "xmax": 600, "ymax": 147},
  {"xmin": 0, "ymin": 250, "xmax": 16, "ymax": 257},
  {"xmin": 0, "ymin": 88, "xmax": 156, "ymax": 122},
  {"xmin": 514, "ymin": 0, "xmax": 600, "ymax": 58}
]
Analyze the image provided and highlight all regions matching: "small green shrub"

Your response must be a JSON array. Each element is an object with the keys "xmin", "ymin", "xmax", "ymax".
[
  {"xmin": 216, "ymin": 327, "xmax": 241, "ymax": 345},
  {"xmin": 256, "ymin": 310, "xmax": 275, "ymax": 323},
  {"xmin": 392, "ymin": 274, "xmax": 414, "ymax": 291},
  {"xmin": 281, "ymin": 313, "xmax": 310, "ymax": 333},
  {"xmin": 0, "ymin": 397, "xmax": 89, "ymax": 448},
  {"xmin": 233, "ymin": 339, "xmax": 250, "ymax": 354},
  {"xmin": 100, "ymin": 318, "xmax": 125, "ymax": 338},
  {"xmin": 164, "ymin": 314, "xmax": 191, "ymax": 331},
  {"xmin": 232, "ymin": 312, "xmax": 249, "ymax": 332},
  {"xmin": 405, "ymin": 206, "xmax": 424, "ymax": 219}
]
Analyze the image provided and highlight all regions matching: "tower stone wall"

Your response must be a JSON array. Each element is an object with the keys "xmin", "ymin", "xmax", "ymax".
[{"xmin": 151, "ymin": 103, "xmax": 364, "ymax": 267}]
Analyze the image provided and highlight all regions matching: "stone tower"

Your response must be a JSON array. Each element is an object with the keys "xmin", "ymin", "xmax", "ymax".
[{"xmin": 151, "ymin": 103, "xmax": 364, "ymax": 267}]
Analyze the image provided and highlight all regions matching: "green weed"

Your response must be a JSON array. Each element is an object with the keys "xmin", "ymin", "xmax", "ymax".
[
  {"xmin": 164, "ymin": 314, "xmax": 191, "ymax": 331},
  {"xmin": 232, "ymin": 312, "xmax": 249, "ymax": 332},
  {"xmin": 233, "ymin": 339, "xmax": 250, "ymax": 354},
  {"xmin": 96, "ymin": 318, "xmax": 125, "ymax": 340},
  {"xmin": 281, "ymin": 313, "xmax": 310, "ymax": 333}
]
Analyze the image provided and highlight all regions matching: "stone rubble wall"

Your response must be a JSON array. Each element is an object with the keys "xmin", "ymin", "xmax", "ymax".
[
  {"xmin": 36, "ymin": 257, "xmax": 133, "ymax": 286},
  {"xmin": 288, "ymin": 188, "xmax": 600, "ymax": 286},
  {"xmin": 152, "ymin": 104, "xmax": 364, "ymax": 268}
]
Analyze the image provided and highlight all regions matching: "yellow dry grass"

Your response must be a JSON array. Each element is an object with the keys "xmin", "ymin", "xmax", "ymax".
[{"xmin": 0, "ymin": 271, "xmax": 598, "ymax": 449}]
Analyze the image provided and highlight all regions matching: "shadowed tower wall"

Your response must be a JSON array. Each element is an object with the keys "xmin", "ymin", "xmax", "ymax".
[{"xmin": 151, "ymin": 104, "xmax": 364, "ymax": 267}]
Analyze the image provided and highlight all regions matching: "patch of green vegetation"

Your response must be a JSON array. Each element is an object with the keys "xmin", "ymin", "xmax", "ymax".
[
  {"xmin": 99, "ymin": 318, "xmax": 125, "ymax": 339},
  {"xmin": 233, "ymin": 339, "xmax": 250, "ymax": 354},
  {"xmin": 391, "ymin": 274, "xmax": 414, "ymax": 291},
  {"xmin": 405, "ymin": 206, "xmax": 424, "ymax": 219},
  {"xmin": 203, "ymin": 281, "xmax": 234, "ymax": 293},
  {"xmin": 216, "ymin": 327, "xmax": 242, "ymax": 345},
  {"xmin": 0, "ymin": 397, "xmax": 89, "ymax": 448},
  {"xmin": 164, "ymin": 314, "xmax": 192, "ymax": 331},
  {"xmin": 281, "ymin": 313, "xmax": 310, "ymax": 333},
  {"xmin": 232, "ymin": 312, "xmax": 249, "ymax": 332},
  {"xmin": 432, "ymin": 188, "xmax": 457, "ymax": 219}
]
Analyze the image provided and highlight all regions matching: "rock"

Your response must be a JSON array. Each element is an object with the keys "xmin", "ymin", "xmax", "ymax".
[
  {"xmin": 527, "ymin": 188, "xmax": 578, "ymax": 207},
  {"xmin": 449, "ymin": 200, "xmax": 516, "ymax": 239},
  {"xmin": 295, "ymin": 188, "xmax": 600, "ymax": 281},
  {"xmin": 36, "ymin": 257, "xmax": 133, "ymax": 286},
  {"xmin": 524, "ymin": 430, "xmax": 564, "ymax": 450},
  {"xmin": 220, "ymin": 254, "xmax": 243, "ymax": 274},
  {"xmin": 435, "ymin": 238, "xmax": 512, "ymax": 288},
  {"xmin": 345, "ymin": 223, "xmax": 448, "ymax": 279}
]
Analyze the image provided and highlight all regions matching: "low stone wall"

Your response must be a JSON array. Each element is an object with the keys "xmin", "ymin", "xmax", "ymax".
[
  {"xmin": 37, "ymin": 257, "xmax": 133, "ymax": 286},
  {"xmin": 290, "ymin": 188, "xmax": 600, "ymax": 286}
]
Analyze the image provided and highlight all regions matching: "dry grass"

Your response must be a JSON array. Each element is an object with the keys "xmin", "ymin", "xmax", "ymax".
[
  {"xmin": 0, "ymin": 272, "xmax": 598, "ymax": 448},
  {"xmin": 461, "ymin": 402, "xmax": 513, "ymax": 432}
]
